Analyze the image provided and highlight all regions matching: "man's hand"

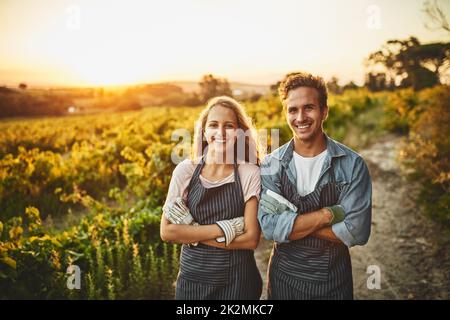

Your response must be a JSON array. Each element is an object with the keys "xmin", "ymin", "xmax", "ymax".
[{"xmin": 324, "ymin": 205, "xmax": 345, "ymax": 225}]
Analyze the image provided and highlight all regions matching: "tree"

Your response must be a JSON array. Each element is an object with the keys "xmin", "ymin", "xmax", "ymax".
[
  {"xmin": 199, "ymin": 74, "xmax": 232, "ymax": 103},
  {"xmin": 423, "ymin": 0, "xmax": 450, "ymax": 34},
  {"xmin": 342, "ymin": 81, "xmax": 359, "ymax": 91},
  {"xmin": 19, "ymin": 83, "xmax": 27, "ymax": 90},
  {"xmin": 365, "ymin": 37, "xmax": 450, "ymax": 91},
  {"xmin": 326, "ymin": 76, "xmax": 342, "ymax": 94},
  {"xmin": 365, "ymin": 73, "xmax": 388, "ymax": 92},
  {"xmin": 270, "ymin": 81, "xmax": 281, "ymax": 96}
]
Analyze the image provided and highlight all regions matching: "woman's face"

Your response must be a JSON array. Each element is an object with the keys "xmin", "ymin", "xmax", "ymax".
[{"xmin": 204, "ymin": 105, "xmax": 239, "ymax": 159}]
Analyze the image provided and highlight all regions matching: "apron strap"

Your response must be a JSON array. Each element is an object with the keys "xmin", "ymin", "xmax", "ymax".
[
  {"xmin": 186, "ymin": 155, "xmax": 206, "ymax": 194},
  {"xmin": 329, "ymin": 157, "xmax": 337, "ymax": 183}
]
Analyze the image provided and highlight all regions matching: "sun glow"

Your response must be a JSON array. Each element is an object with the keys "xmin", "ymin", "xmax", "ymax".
[{"xmin": 0, "ymin": 0, "xmax": 447, "ymax": 87}]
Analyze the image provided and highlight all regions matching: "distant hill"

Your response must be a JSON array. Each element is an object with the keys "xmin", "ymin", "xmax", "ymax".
[
  {"xmin": 0, "ymin": 80, "xmax": 272, "ymax": 118},
  {"xmin": 3, "ymin": 80, "xmax": 271, "ymax": 96},
  {"xmin": 169, "ymin": 81, "xmax": 270, "ymax": 95}
]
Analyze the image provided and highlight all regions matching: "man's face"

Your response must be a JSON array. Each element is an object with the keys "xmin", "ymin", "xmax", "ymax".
[{"xmin": 285, "ymin": 87, "xmax": 328, "ymax": 143}]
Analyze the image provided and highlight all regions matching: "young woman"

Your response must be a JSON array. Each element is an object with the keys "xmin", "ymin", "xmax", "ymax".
[{"xmin": 160, "ymin": 96, "xmax": 263, "ymax": 300}]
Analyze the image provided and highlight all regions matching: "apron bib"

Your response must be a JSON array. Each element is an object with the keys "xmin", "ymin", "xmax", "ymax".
[
  {"xmin": 268, "ymin": 150, "xmax": 353, "ymax": 300},
  {"xmin": 175, "ymin": 157, "xmax": 262, "ymax": 300}
]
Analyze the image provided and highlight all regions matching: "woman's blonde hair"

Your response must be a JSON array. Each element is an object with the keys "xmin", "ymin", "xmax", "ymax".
[{"xmin": 192, "ymin": 96, "xmax": 261, "ymax": 165}]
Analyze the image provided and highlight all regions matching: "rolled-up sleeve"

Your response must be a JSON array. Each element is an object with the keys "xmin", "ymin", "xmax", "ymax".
[
  {"xmin": 332, "ymin": 157, "xmax": 372, "ymax": 247},
  {"xmin": 258, "ymin": 156, "xmax": 297, "ymax": 243}
]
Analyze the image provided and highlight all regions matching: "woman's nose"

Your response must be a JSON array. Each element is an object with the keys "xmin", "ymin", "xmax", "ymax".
[{"xmin": 219, "ymin": 126, "xmax": 227, "ymax": 137}]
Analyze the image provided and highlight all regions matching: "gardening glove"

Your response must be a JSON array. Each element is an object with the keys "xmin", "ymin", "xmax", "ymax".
[
  {"xmin": 260, "ymin": 189, "xmax": 297, "ymax": 215},
  {"xmin": 164, "ymin": 197, "xmax": 198, "ymax": 246},
  {"xmin": 215, "ymin": 216, "xmax": 245, "ymax": 247},
  {"xmin": 165, "ymin": 197, "xmax": 195, "ymax": 225},
  {"xmin": 324, "ymin": 205, "xmax": 345, "ymax": 225}
]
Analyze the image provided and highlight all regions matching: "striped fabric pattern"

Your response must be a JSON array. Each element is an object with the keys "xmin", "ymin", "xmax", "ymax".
[
  {"xmin": 268, "ymin": 160, "xmax": 354, "ymax": 300},
  {"xmin": 175, "ymin": 157, "xmax": 262, "ymax": 300}
]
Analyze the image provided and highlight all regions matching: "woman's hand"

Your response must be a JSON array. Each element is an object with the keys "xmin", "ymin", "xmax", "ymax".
[
  {"xmin": 200, "ymin": 197, "xmax": 261, "ymax": 250},
  {"xmin": 163, "ymin": 197, "xmax": 199, "ymax": 246},
  {"xmin": 164, "ymin": 197, "xmax": 196, "ymax": 225},
  {"xmin": 215, "ymin": 216, "xmax": 245, "ymax": 246},
  {"xmin": 160, "ymin": 215, "xmax": 224, "ymax": 245}
]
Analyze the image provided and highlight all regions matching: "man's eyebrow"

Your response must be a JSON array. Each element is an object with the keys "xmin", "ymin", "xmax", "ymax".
[{"xmin": 288, "ymin": 103, "xmax": 316, "ymax": 108}]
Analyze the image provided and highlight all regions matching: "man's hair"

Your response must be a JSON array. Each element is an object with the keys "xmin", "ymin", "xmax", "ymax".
[{"xmin": 278, "ymin": 72, "xmax": 328, "ymax": 109}]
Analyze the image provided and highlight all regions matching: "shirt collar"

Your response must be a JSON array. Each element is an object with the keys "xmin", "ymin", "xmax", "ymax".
[{"xmin": 277, "ymin": 133, "xmax": 346, "ymax": 166}]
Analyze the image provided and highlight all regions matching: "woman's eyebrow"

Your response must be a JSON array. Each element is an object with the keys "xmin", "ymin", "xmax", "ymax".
[{"xmin": 207, "ymin": 119, "xmax": 236, "ymax": 124}]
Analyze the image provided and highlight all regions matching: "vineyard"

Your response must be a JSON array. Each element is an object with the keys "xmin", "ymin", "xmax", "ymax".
[{"xmin": 0, "ymin": 86, "xmax": 448, "ymax": 299}]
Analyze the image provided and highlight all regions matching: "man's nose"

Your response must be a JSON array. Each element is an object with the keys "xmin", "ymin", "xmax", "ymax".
[{"xmin": 296, "ymin": 110, "xmax": 306, "ymax": 122}]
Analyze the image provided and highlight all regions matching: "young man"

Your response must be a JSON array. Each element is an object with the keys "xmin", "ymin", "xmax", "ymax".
[{"xmin": 258, "ymin": 72, "xmax": 372, "ymax": 300}]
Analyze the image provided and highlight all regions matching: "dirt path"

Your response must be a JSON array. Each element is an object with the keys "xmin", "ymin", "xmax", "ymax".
[{"xmin": 255, "ymin": 134, "xmax": 450, "ymax": 300}]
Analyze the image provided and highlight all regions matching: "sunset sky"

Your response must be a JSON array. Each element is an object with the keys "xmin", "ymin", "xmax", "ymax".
[{"xmin": 0, "ymin": 0, "xmax": 448, "ymax": 87}]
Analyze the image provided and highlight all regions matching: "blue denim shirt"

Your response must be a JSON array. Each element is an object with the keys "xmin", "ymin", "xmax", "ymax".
[{"xmin": 258, "ymin": 135, "xmax": 372, "ymax": 247}]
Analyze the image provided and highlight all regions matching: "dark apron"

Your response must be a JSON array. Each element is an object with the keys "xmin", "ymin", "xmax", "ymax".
[
  {"xmin": 175, "ymin": 157, "xmax": 262, "ymax": 300},
  {"xmin": 268, "ymin": 151, "xmax": 353, "ymax": 300}
]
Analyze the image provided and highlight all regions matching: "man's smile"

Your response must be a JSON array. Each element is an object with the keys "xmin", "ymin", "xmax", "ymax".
[{"xmin": 294, "ymin": 122, "xmax": 313, "ymax": 132}]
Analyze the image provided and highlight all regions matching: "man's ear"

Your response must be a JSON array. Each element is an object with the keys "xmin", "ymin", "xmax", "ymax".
[
  {"xmin": 322, "ymin": 105, "xmax": 329, "ymax": 121},
  {"xmin": 283, "ymin": 104, "xmax": 289, "ymax": 120}
]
